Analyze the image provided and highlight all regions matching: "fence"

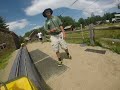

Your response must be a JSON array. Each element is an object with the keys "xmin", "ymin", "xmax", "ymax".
[{"xmin": 65, "ymin": 24, "xmax": 120, "ymax": 53}]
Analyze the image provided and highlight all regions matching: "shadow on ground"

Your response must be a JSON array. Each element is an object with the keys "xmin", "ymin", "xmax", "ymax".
[
  {"xmin": 29, "ymin": 49, "xmax": 68, "ymax": 89},
  {"xmin": 60, "ymin": 52, "xmax": 71, "ymax": 59}
]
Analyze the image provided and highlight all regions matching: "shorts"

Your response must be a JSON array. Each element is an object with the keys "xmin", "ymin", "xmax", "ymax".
[
  {"xmin": 50, "ymin": 32, "xmax": 68, "ymax": 52},
  {"xmin": 39, "ymin": 38, "xmax": 43, "ymax": 40}
]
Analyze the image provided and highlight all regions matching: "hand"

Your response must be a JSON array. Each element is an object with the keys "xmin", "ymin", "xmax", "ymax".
[{"xmin": 63, "ymin": 32, "xmax": 66, "ymax": 39}]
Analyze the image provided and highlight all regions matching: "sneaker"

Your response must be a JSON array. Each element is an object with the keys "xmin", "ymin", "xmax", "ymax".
[{"xmin": 58, "ymin": 61, "xmax": 63, "ymax": 67}]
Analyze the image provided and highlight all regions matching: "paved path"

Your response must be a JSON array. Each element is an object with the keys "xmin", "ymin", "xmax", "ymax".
[{"xmin": 27, "ymin": 42, "xmax": 120, "ymax": 90}]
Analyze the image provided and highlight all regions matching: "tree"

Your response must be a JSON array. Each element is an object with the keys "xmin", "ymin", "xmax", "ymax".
[
  {"xmin": 94, "ymin": 15, "xmax": 102, "ymax": 21},
  {"xmin": 78, "ymin": 18, "xmax": 85, "ymax": 27},
  {"xmin": 74, "ymin": 21, "xmax": 79, "ymax": 27},
  {"xmin": 19, "ymin": 36, "xmax": 24, "ymax": 43},
  {"xmin": 24, "ymin": 26, "xmax": 48, "ymax": 37},
  {"xmin": 102, "ymin": 13, "xmax": 115, "ymax": 22},
  {"xmin": 58, "ymin": 16, "xmax": 75, "ymax": 27},
  {"xmin": 24, "ymin": 31, "xmax": 33, "ymax": 37},
  {"xmin": 0, "ymin": 16, "xmax": 9, "ymax": 30}
]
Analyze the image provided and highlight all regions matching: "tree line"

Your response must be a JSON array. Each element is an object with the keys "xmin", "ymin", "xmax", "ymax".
[
  {"xmin": 0, "ymin": 12, "xmax": 117, "ymax": 38},
  {"xmin": 24, "ymin": 12, "xmax": 117, "ymax": 37},
  {"xmin": 0, "ymin": 16, "xmax": 24, "ymax": 43},
  {"xmin": 59, "ymin": 12, "xmax": 117, "ymax": 28},
  {"xmin": 0, "ymin": 17, "xmax": 9, "ymax": 30}
]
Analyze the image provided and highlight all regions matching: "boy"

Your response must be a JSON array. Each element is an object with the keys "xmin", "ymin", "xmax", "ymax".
[{"xmin": 43, "ymin": 8, "xmax": 71, "ymax": 66}]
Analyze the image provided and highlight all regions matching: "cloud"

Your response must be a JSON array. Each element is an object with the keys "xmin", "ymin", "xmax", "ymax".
[
  {"xmin": 24, "ymin": 0, "xmax": 118, "ymax": 16},
  {"xmin": 32, "ymin": 25, "xmax": 41, "ymax": 29},
  {"xmin": 29, "ymin": 23, "xmax": 37, "ymax": 26},
  {"xmin": 7, "ymin": 19, "xmax": 29, "ymax": 31}
]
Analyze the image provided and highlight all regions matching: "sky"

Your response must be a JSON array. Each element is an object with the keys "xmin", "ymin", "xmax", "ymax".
[{"xmin": 0, "ymin": 0, "xmax": 120, "ymax": 36}]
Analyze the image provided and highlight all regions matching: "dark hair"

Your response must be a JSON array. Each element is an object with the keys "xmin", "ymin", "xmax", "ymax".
[{"xmin": 42, "ymin": 8, "xmax": 53, "ymax": 17}]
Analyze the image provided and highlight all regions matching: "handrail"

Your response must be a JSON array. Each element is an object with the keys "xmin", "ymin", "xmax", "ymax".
[{"xmin": 8, "ymin": 46, "xmax": 45, "ymax": 90}]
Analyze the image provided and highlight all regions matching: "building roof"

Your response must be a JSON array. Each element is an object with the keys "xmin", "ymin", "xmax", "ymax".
[
  {"xmin": 25, "ymin": 37, "xmax": 30, "ymax": 40},
  {"xmin": 64, "ymin": 25, "xmax": 72, "ymax": 29},
  {"xmin": 115, "ymin": 14, "xmax": 120, "ymax": 17},
  {"xmin": 0, "ymin": 28, "xmax": 18, "ymax": 37}
]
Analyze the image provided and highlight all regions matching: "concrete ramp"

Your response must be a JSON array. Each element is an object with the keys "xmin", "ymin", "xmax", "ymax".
[
  {"xmin": 9, "ymin": 47, "xmax": 48, "ymax": 90},
  {"xmin": 30, "ymin": 49, "xmax": 68, "ymax": 81}
]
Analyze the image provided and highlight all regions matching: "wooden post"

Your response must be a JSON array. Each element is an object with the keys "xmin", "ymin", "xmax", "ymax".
[
  {"xmin": 80, "ymin": 24, "xmax": 84, "ymax": 40},
  {"xmin": 89, "ymin": 23, "xmax": 95, "ymax": 46}
]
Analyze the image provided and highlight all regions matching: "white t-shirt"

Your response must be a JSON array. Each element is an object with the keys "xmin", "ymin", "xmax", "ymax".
[{"xmin": 37, "ymin": 32, "xmax": 42, "ymax": 38}]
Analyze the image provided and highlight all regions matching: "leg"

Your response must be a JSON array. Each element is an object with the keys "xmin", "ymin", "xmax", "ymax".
[
  {"xmin": 40, "ymin": 38, "xmax": 43, "ymax": 43},
  {"xmin": 41, "ymin": 37, "xmax": 44, "ymax": 43},
  {"xmin": 56, "ymin": 51, "xmax": 62, "ymax": 66},
  {"xmin": 51, "ymin": 44, "xmax": 61, "ymax": 60},
  {"xmin": 59, "ymin": 38, "xmax": 72, "ymax": 59},
  {"xmin": 65, "ymin": 49, "xmax": 72, "ymax": 59},
  {"xmin": 53, "ymin": 48, "xmax": 63, "ymax": 66},
  {"xmin": 50, "ymin": 36, "xmax": 62, "ymax": 66},
  {"xmin": 65, "ymin": 49, "xmax": 70, "ymax": 56},
  {"xmin": 38, "ymin": 38, "xmax": 40, "ymax": 41},
  {"xmin": 56, "ymin": 51, "xmax": 61, "ymax": 59}
]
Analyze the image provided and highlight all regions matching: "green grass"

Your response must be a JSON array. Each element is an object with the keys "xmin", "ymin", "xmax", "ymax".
[
  {"xmin": 65, "ymin": 38, "xmax": 90, "ymax": 45},
  {"xmin": 66, "ymin": 31, "xmax": 89, "ymax": 38},
  {"xmin": 95, "ymin": 30, "xmax": 120, "ymax": 39},
  {"xmin": 65, "ymin": 31, "xmax": 90, "ymax": 44},
  {"xmin": 66, "ymin": 29, "xmax": 120, "ymax": 54},
  {"xmin": 66, "ymin": 38, "xmax": 83, "ymax": 44},
  {"xmin": 0, "ymin": 49, "xmax": 14, "ymax": 70},
  {"xmin": 95, "ymin": 23, "xmax": 120, "ymax": 27},
  {"xmin": 66, "ymin": 29, "xmax": 120, "ymax": 39},
  {"xmin": 96, "ymin": 39, "xmax": 120, "ymax": 54}
]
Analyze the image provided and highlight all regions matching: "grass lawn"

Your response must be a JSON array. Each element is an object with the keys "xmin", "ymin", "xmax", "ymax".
[
  {"xmin": 0, "ymin": 49, "xmax": 14, "ymax": 70},
  {"xmin": 95, "ymin": 23, "xmax": 120, "ymax": 27},
  {"xmin": 66, "ymin": 31, "xmax": 90, "ymax": 44},
  {"xmin": 96, "ymin": 39, "xmax": 120, "ymax": 54},
  {"xmin": 65, "ymin": 29, "xmax": 120, "ymax": 54},
  {"xmin": 66, "ymin": 31, "xmax": 89, "ymax": 38},
  {"xmin": 95, "ymin": 30, "xmax": 120, "ymax": 39}
]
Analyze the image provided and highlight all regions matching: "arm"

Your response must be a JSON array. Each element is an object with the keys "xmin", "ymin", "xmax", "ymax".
[
  {"xmin": 60, "ymin": 26, "xmax": 66, "ymax": 39},
  {"xmin": 44, "ymin": 22, "xmax": 51, "ymax": 34},
  {"xmin": 44, "ymin": 22, "xmax": 56, "ymax": 34},
  {"xmin": 56, "ymin": 16, "xmax": 66, "ymax": 38}
]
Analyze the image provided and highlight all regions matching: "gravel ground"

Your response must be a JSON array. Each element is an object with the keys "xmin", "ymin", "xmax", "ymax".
[{"xmin": 27, "ymin": 42, "xmax": 120, "ymax": 90}]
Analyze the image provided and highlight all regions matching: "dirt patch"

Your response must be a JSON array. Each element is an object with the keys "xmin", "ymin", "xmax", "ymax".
[{"xmin": 27, "ymin": 42, "xmax": 120, "ymax": 90}]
